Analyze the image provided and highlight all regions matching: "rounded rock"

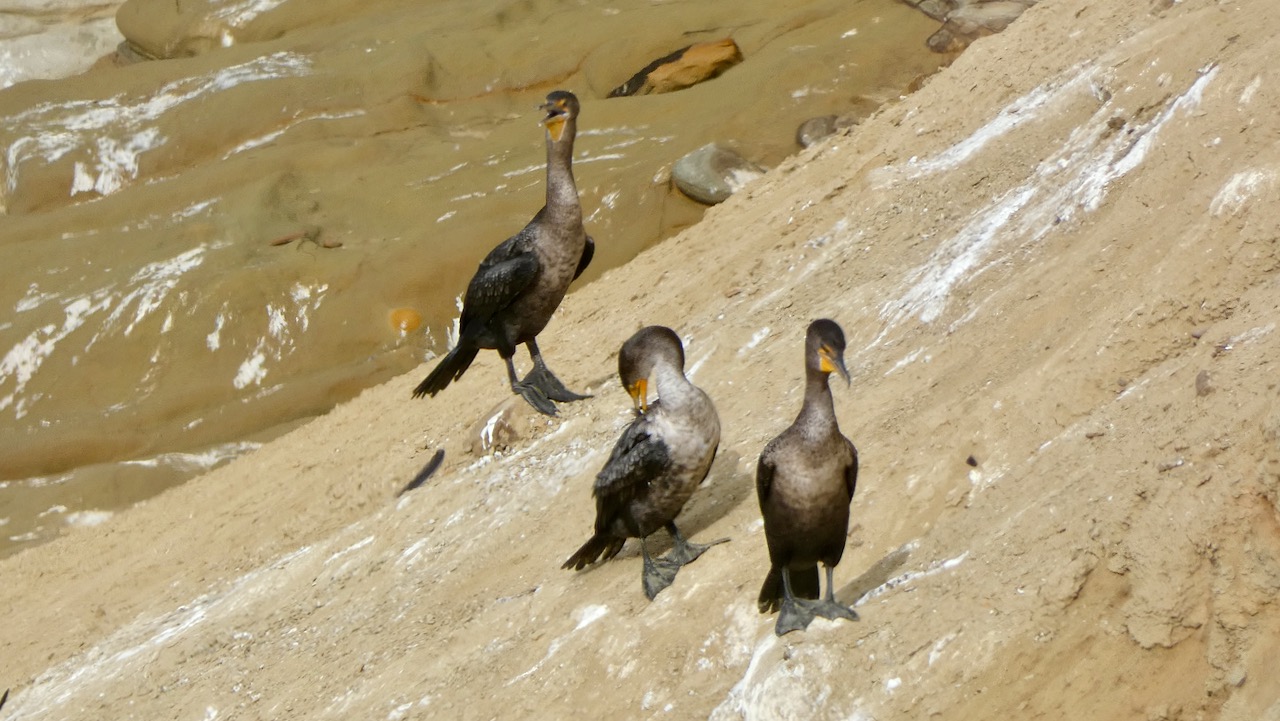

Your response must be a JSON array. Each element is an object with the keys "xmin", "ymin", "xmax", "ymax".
[
  {"xmin": 671, "ymin": 143, "xmax": 765, "ymax": 205},
  {"xmin": 796, "ymin": 115, "xmax": 839, "ymax": 148}
]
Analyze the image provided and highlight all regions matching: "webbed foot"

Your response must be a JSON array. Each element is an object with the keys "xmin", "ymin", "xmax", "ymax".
[
  {"xmin": 523, "ymin": 363, "xmax": 591, "ymax": 403},
  {"xmin": 815, "ymin": 599, "xmax": 860, "ymax": 623},
  {"xmin": 641, "ymin": 534, "xmax": 728, "ymax": 600},
  {"xmin": 512, "ymin": 381, "xmax": 558, "ymax": 416},
  {"xmin": 668, "ymin": 536, "xmax": 729, "ymax": 566},
  {"xmin": 774, "ymin": 596, "xmax": 858, "ymax": 635},
  {"xmin": 643, "ymin": 553, "xmax": 680, "ymax": 600},
  {"xmin": 776, "ymin": 596, "xmax": 818, "ymax": 636}
]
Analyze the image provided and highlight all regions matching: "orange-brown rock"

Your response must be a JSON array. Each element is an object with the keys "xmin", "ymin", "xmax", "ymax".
[{"xmin": 608, "ymin": 38, "xmax": 744, "ymax": 98}]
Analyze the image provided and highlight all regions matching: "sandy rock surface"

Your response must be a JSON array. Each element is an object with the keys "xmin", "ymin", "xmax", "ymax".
[{"xmin": 3, "ymin": 0, "xmax": 1280, "ymax": 719}]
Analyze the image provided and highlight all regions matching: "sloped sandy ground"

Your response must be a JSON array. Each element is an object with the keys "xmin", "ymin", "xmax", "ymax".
[{"xmin": 4, "ymin": 0, "xmax": 1280, "ymax": 718}]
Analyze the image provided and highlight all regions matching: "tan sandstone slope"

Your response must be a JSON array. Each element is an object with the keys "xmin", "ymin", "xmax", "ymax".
[{"xmin": 3, "ymin": 0, "xmax": 1280, "ymax": 719}]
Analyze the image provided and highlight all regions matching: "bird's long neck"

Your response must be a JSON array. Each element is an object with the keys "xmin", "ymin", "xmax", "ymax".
[
  {"xmin": 652, "ymin": 362, "xmax": 698, "ymax": 411},
  {"xmin": 545, "ymin": 119, "xmax": 581, "ymax": 222},
  {"xmin": 796, "ymin": 368, "xmax": 838, "ymax": 438}
]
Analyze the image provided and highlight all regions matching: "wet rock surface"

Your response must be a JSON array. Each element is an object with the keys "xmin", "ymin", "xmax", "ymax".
[
  {"xmin": 0, "ymin": 0, "xmax": 948, "ymax": 554},
  {"xmin": 0, "ymin": 1, "xmax": 124, "ymax": 87}
]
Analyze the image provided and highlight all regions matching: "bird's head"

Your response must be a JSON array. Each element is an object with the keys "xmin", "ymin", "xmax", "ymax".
[
  {"xmin": 540, "ymin": 90, "xmax": 580, "ymax": 142},
  {"xmin": 808, "ymin": 319, "xmax": 851, "ymax": 385},
  {"xmin": 618, "ymin": 325, "xmax": 685, "ymax": 414}
]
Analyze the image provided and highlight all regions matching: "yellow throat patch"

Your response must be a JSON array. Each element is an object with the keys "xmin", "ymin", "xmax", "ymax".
[{"xmin": 544, "ymin": 115, "xmax": 567, "ymax": 141}]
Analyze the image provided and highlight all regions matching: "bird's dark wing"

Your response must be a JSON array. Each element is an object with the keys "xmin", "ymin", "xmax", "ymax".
[
  {"xmin": 460, "ymin": 239, "xmax": 540, "ymax": 326},
  {"xmin": 593, "ymin": 417, "xmax": 670, "ymax": 512},
  {"xmin": 844, "ymin": 438, "xmax": 859, "ymax": 502},
  {"xmin": 755, "ymin": 451, "xmax": 776, "ymax": 504},
  {"xmin": 573, "ymin": 236, "xmax": 595, "ymax": 281}
]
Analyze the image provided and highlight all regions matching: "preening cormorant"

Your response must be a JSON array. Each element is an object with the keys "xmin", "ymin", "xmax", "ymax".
[
  {"xmin": 413, "ymin": 90, "xmax": 595, "ymax": 416},
  {"xmin": 757, "ymin": 319, "xmax": 860, "ymax": 635},
  {"xmin": 563, "ymin": 326, "xmax": 725, "ymax": 599}
]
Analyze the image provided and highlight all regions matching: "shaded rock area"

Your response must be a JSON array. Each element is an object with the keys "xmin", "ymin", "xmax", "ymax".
[
  {"xmin": 672, "ymin": 142, "xmax": 765, "ymax": 205},
  {"xmin": 608, "ymin": 38, "xmax": 744, "ymax": 98},
  {"xmin": 899, "ymin": 0, "xmax": 1039, "ymax": 52}
]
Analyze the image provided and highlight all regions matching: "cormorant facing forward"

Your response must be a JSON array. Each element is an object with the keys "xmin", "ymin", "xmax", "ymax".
[
  {"xmin": 563, "ymin": 326, "xmax": 725, "ymax": 599},
  {"xmin": 756, "ymin": 319, "xmax": 860, "ymax": 635},
  {"xmin": 413, "ymin": 90, "xmax": 595, "ymax": 416}
]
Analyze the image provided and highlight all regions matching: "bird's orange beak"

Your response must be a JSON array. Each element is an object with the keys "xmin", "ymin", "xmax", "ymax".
[
  {"xmin": 627, "ymin": 378, "xmax": 649, "ymax": 413},
  {"xmin": 819, "ymin": 345, "xmax": 851, "ymax": 385},
  {"xmin": 541, "ymin": 99, "xmax": 569, "ymax": 141}
]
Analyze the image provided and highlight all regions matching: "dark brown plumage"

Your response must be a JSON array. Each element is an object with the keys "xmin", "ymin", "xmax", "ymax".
[
  {"xmin": 563, "ymin": 326, "xmax": 724, "ymax": 599},
  {"xmin": 413, "ymin": 90, "xmax": 594, "ymax": 416},
  {"xmin": 757, "ymin": 319, "xmax": 860, "ymax": 635}
]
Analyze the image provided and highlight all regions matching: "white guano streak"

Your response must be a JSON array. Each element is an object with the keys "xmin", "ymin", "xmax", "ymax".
[
  {"xmin": 212, "ymin": 0, "xmax": 290, "ymax": 28},
  {"xmin": 0, "ymin": 245, "xmax": 209, "ymax": 418},
  {"xmin": 2, "ymin": 52, "xmax": 312, "ymax": 201},
  {"xmin": 874, "ymin": 64, "xmax": 1217, "ymax": 337},
  {"xmin": 232, "ymin": 283, "xmax": 327, "ymax": 390}
]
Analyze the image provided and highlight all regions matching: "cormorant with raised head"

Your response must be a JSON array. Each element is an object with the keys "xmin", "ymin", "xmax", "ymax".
[
  {"xmin": 757, "ymin": 319, "xmax": 860, "ymax": 635},
  {"xmin": 563, "ymin": 326, "xmax": 725, "ymax": 599},
  {"xmin": 413, "ymin": 90, "xmax": 595, "ymax": 416}
]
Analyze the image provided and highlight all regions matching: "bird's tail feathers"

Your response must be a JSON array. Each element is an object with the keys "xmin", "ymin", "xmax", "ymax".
[
  {"xmin": 758, "ymin": 567, "xmax": 783, "ymax": 613},
  {"xmin": 413, "ymin": 342, "xmax": 479, "ymax": 398},
  {"xmin": 562, "ymin": 533, "xmax": 624, "ymax": 571},
  {"xmin": 757, "ymin": 564, "xmax": 820, "ymax": 613}
]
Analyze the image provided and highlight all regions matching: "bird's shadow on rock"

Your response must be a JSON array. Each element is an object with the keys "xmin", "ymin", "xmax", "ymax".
[{"xmin": 836, "ymin": 542, "xmax": 913, "ymax": 608}]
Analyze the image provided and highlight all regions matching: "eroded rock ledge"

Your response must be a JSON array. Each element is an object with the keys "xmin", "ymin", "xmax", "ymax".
[{"xmin": 899, "ymin": 0, "xmax": 1039, "ymax": 52}]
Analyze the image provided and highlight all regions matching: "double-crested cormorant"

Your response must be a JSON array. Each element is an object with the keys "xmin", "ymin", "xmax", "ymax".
[
  {"xmin": 413, "ymin": 90, "xmax": 595, "ymax": 416},
  {"xmin": 563, "ymin": 326, "xmax": 725, "ymax": 599},
  {"xmin": 757, "ymin": 319, "xmax": 860, "ymax": 635}
]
